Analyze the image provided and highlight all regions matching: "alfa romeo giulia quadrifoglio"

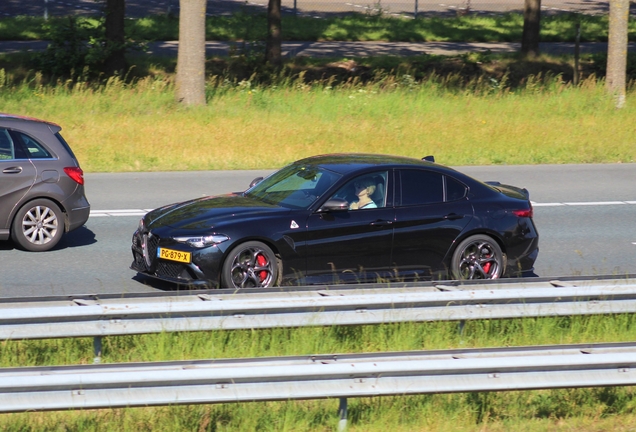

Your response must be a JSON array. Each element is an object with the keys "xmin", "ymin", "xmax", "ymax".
[{"xmin": 131, "ymin": 154, "xmax": 539, "ymax": 288}]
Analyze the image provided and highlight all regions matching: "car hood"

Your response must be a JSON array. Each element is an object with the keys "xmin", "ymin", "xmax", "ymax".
[{"xmin": 145, "ymin": 193, "xmax": 290, "ymax": 230}]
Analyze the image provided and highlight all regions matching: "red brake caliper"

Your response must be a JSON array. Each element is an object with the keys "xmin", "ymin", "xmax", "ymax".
[
  {"xmin": 256, "ymin": 254, "xmax": 268, "ymax": 282},
  {"xmin": 483, "ymin": 262, "xmax": 492, "ymax": 274}
]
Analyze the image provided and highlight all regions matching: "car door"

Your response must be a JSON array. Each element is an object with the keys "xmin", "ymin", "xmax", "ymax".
[
  {"xmin": 391, "ymin": 168, "xmax": 473, "ymax": 280},
  {"xmin": 301, "ymin": 171, "xmax": 395, "ymax": 284},
  {"xmin": 0, "ymin": 128, "xmax": 37, "ymax": 231}
]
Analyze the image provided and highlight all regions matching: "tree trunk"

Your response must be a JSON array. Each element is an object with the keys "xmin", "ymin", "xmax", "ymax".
[
  {"xmin": 103, "ymin": 0, "xmax": 127, "ymax": 76},
  {"xmin": 266, "ymin": 0, "xmax": 282, "ymax": 67},
  {"xmin": 521, "ymin": 0, "xmax": 541, "ymax": 58},
  {"xmin": 176, "ymin": 0, "xmax": 207, "ymax": 106},
  {"xmin": 606, "ymin": 0, "xmax": 629, "ymax": 108}
]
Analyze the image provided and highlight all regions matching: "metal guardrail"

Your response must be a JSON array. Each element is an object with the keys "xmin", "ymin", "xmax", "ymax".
[
  {"xmin": 2, "ymin": 341, "xmax": 636, "ymax": 414},
  {"xmin": 2, "ymin": 277, "xmax": 636, "ymax": 341}
]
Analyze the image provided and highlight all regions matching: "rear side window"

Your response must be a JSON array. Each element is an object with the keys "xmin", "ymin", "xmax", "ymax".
[
  {"xmin": 399, "ymin": 169, "xmax": 444, "ymax": 206},
  {"xmin": 14, "ymin": 132, "xmax": 53, "ymax": 159},
  {"xmin": 446, "ymin": 176, "xmax": 468, "ymax": 201}
]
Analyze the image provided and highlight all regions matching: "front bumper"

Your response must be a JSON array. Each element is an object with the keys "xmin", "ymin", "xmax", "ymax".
[{"xmin": 130, "ymin": 229, "xmax": 224, "ymax": 288}]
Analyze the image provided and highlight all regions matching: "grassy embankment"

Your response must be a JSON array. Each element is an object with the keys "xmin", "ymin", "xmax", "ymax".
[{"xmin": 1, "ymin": 12, "xmax": 636, "ymax": 432}]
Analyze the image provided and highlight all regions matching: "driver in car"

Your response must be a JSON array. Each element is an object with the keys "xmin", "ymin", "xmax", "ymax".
[{"xmin": 349, "ymin": 177, "xmax": 377, "ymax": 210}]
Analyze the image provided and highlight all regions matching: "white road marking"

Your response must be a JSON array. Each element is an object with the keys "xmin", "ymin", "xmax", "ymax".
[
  {"xmin": 532, "ymin": 201, "xmax": 636, "ymax": 207},
  {"xmin": 91, "ymin": 202, "xmax": 636, "ymax": 217}
]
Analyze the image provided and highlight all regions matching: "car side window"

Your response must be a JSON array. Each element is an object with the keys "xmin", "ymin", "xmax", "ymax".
[
  {"xmin": 14, "ymin": 132, "xmax": 52, "ymax": 159},
  {"xmin": 330, "ymin": 171, "xmax": 388, "ymax": 210},
  {"xmin": 446, "ymin": 176, "xmax": 468, "ymax": 201},
  {"xmin": 0, "ymin": 129, "xmax": 14, "ymax": 160},
  {"xmin": 399, "ymin": 169, "xmax": 444, "ymax": 206}
]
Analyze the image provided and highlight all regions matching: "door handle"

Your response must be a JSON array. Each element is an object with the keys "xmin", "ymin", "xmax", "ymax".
[
  {"xmin": 370, "ymin": 220, "xmax": 393, "ymax": 227},
  {"xmin": 2, "ymin": 167, "xmax": 23, "ymax": 174},
  {"xmin": 443, "ymin": 213, "xmax": 463, "ymax": 220}
]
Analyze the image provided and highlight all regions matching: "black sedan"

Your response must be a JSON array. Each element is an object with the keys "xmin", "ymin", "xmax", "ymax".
[{"xmin": 131, "ymin": 154, "xmax": 538, "ymax": 288}]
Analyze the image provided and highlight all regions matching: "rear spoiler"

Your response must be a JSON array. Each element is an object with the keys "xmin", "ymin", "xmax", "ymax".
[{"xmin": 485, "ymin": 181, "xmax": 530, "ymax": 200}]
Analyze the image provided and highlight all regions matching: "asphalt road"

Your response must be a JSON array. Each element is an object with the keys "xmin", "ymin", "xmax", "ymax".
[
  {"xmin": 1, "ymin": 164, "xmax": 635, "ymax": 298},
  {"xmin": 0, "ymin": 0, "xmax": 621, "ymax": 19},
  {"xmin": 4, "ymin": 40, "xmax": 635, "ymax": 58}
]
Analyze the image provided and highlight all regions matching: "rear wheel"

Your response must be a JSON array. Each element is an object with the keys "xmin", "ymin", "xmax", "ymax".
[
  {"xmin": 451, "ymin": 234, "xmax": 503, "ymax": 280},
  {"xmin": 11, "ymin": 199, "xmax": 64, "ymax": 252},
  {"xmin": 221, "ymin": 241, "xmax": 279, "ymax": 288}
]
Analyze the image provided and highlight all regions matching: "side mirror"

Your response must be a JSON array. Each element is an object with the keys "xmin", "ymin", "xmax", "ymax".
[
  {"xmin": 249, "ymin": 177, "xmax": 264, "ymax": 188},
  {"xmin": 318, "ymin": 198, "xmax": 349, "ymax": 212}
]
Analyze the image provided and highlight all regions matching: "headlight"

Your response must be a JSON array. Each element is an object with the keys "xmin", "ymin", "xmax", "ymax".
[
  {"xmin": 173, "ymin": 234, "xmax": 230, "ymax": 248},
  {"xmin": 138, "ymin": 218, "xmax": 145, "ymax": 232}
]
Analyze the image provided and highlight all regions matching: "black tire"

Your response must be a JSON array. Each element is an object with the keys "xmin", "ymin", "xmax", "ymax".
[
  {"xmin": 451, "ymin": 234, "xmax": 504, "ymax": 280},
  {"xmin": 221, "ymin": 241, "xmax": 279, "ymax": 288},
  {"xmin": 11, "ymin": 199, "xmax": 65, "ymax": 252}
]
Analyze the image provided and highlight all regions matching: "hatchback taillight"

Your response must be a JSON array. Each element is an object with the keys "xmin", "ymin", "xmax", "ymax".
[
  {"xmin": 64, "ymin": 167, "xmax": 84, "ymax": 185},
  {"xmin": 512, "ymin": 208, "xmax": 533, "ymax": 218}
]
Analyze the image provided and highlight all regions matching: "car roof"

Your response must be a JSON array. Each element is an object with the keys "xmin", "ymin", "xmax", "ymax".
[
  {"xmin": 0, "ymin": 113, "xmax": 60, "ymax": 127},
  {"xmin": 295, "ymin": 153, "xmax": 458, "ymax": 175}
]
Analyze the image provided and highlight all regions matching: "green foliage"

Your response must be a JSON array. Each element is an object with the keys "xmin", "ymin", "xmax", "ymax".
[
  {"xmin": 27, "ymin": 16, "xmax": 142, "ymax": 79},
  {"xmin": 29, "ymin": 16, "xmax": 103, "ymax": 78}
]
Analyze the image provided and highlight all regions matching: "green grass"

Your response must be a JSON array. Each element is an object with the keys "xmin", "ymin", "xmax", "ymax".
[
  {"xmin": 0, "ymin": 12, "xmax": 635, "ymax": 43},
  {"xmin": 3, "ymin": 315, "xmax": 636, "ymax": 430}
]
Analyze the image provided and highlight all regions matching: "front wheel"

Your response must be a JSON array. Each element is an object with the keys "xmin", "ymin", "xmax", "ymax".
[
  {"xmin": 221, "ymin": 241, "xmax": 279, "ymax": 288},
  {"xmin": 11, "ymin": 199, "xmax": 65, "ymax": 252},
  {"xmin": 451, "ymin": 234, "xmax": 504, "ymax": 280}
]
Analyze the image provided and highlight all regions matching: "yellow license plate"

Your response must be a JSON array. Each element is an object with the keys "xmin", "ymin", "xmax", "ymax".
[{"xmin": 157, "ymin": 247, "xmax": 191, "ymax": 264}]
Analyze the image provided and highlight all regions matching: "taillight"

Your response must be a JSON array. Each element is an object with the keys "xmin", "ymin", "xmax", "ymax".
[
  {"xmin": 64, "ymin": 167, "xmax": 84, "ymax": 185},
  {"xmin": 512, "ymin": 208, "xmax": 533, "ymax": 218}
]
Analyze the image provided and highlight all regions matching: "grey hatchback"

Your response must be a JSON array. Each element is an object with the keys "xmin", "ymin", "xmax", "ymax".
[{"xmin": 0, "ymin": 113, "xmax": 90, "ymax": 251}]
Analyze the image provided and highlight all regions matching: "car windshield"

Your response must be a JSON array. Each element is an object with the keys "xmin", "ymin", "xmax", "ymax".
[{"xmin": 245, "ymin": 164, "xmax": 342, "ymax": 209}]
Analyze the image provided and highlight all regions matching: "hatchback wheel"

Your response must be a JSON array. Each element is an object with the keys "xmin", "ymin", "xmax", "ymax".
[
  {"xmin": 221, "ymin": 241, "xmax": 279, "ymax": 288},
  {"xmin": 451, "ymin": 234, "xmax": 503, "ymax": 280},
  {"xmin": 12, "ymin": 199, "xmax": 64, "ymax": 252}
]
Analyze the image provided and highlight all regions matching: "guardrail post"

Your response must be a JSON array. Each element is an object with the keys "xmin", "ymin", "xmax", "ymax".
[
  {"xmin": 338, "ymin": 397, "xmax": 348, "ymax": 431},
  {"xmin": 93, "ymin": 336, "xmax": 102, "ymax": 364},
  {"xmin": 458, "ymin": 319, "xmax": 466, "ymax": 344}
]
